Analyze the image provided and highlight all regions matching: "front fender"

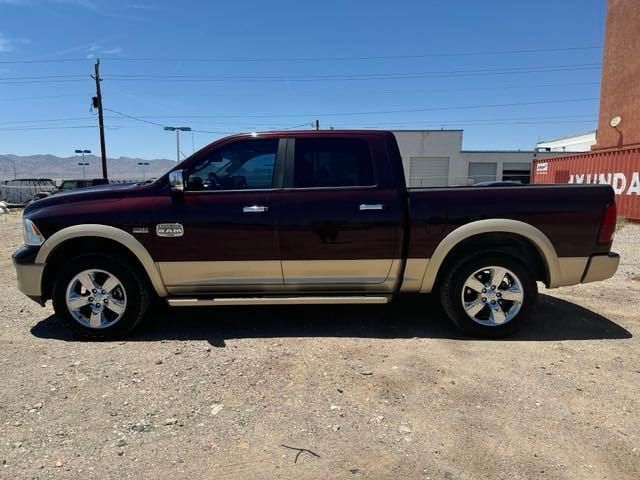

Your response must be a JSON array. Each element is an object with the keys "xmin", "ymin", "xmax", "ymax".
[{"xmin": 35, "ymin": 224, "xmax": 168, "ymax": 297}]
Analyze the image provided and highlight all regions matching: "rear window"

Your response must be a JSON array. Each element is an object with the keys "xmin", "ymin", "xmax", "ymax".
[{"xmin": 293, "ymin": 138, "xmax": 375, "ymax": 188}]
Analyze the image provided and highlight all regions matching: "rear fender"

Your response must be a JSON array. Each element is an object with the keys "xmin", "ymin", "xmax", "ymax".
[{"xmin": 417, "ymin": 219, "xmax": 561, "ymax": 292}]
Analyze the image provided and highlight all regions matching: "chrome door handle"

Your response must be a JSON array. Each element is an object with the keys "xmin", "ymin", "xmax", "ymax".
[
  {"xmin": 359, "ymin": 203, "xmax": 384, "ymax": 211},
  {"xmin": 243, "ymin": 205, "xmax": 269, "ymax": 213}
]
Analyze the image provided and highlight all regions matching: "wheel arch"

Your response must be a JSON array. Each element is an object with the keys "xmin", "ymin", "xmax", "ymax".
[
  {"xmin": 419, "ymin": 219, "xmax": 560, "ymax": 293},
  {"xmin": 37, "ymin": 224, "xmax": 168, "ymax": 299}
]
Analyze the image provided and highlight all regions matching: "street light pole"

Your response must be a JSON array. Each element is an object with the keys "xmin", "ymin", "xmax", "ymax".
[
  {"xmin": 78, "ymin": 162, "xmax": 89, "ymax": 179},
  {"xmin": 164, "ymin": 126, "xmax": 192, "ymax": 162},
  {"xmin": 137, "ymin": 162, "xmax": 149, "ymax": 181},
  {"xmin": 75, "ymin": 149, "xmax": 91, "ymax": 179}
]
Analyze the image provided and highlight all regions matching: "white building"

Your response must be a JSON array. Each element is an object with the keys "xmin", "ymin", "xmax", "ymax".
[
  {"xmin": 392, "ymin": 130, "xmax": 567, "ymax": 187},
  {"xmin": 536, "ymin": 131, "xmax": 596, "ymax": 153}
]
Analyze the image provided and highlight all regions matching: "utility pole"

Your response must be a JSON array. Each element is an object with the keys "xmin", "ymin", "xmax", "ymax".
[
  {"xmin": 91, "ymin": 58, "xmax": 108, "ymax": 179},
  {"xmin": 315, "ymin": 119, "xmax": 320, "ymax": 130},
  {"xmin": 164, "ymin": 126, "xmax": 192, "ymax": 162}
]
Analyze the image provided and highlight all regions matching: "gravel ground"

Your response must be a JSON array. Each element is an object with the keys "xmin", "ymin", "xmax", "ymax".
[{"xmin": 0, "ymin": 210, "xmax": 639, "ymax": 479}]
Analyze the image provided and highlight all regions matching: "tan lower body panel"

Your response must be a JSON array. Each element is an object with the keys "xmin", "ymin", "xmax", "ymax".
[
  {"xmin": 582, "ymin": 253, "xmax": 619, "ymax": 283},
  {"xmin": 159, "ymin": 259, "xmax": 402, "ymax": 294},
  {"xmin": 158, "ymin": 260, "xmax": 283, "ymax": 288},
  {"xmin": 282, "ymin": 259, "xmax": 398, "ymax": 285},
  {"xmin": 397, "ymin": 256, "xmax": 595, "ymax": 292},
  {"xmin": 555, "ymin": 257, "xmax": 589, "ymax": 287},
  {"xmin": 14, "ymin": 262, "xmax": 45, "ymax": 297},
  {"xmin": 400, "ymin": 258, "xmax": 429, "ymax": 292},
  {"xmin": 167, "ymin": 296, "xmax": 391, "ymax": 306}
]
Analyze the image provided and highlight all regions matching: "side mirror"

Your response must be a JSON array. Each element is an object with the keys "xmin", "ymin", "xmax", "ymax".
[{"xmin": 169, "ymin": 170, "xmax": 185, "ymax": 193}]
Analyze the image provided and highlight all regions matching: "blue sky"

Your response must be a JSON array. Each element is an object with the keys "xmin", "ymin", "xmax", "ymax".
[{"xmin": 0, "ymin": 0, "xmax": 606, "ymax": 160}]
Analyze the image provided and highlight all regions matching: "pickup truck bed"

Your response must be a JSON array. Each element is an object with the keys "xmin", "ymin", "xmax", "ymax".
[{"xmin": 13, "ymin": 130, "xmax": 619, "ymax": 339}]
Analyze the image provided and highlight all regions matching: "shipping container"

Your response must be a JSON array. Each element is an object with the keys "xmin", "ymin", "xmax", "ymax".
[{"xmin": 532, "ymin": 147, "xmax": 640, "ymax": 221}]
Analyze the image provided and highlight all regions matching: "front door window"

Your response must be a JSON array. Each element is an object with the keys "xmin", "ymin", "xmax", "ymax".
[{"xmin": 186, "ymin": 139, "xmax": 278, "ymax": 191}]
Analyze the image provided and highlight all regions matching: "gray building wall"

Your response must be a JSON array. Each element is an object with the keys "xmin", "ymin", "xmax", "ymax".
[{"xmin": 392, "ymin": 130, "xmax": 567, "ymax": 186}]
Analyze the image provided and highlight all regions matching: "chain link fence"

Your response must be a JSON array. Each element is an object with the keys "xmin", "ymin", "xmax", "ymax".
[{"xmin": 0, "ymin": 179, "xmax": 57, "ymax": 205}]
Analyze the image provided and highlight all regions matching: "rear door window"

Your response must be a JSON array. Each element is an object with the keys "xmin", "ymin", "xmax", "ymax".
[{"xmin": 293, "ymin": 138, "xmax": 375, "ymax": 188}]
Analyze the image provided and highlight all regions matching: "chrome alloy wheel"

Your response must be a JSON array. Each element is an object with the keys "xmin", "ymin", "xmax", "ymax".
[
  {"xmin": 65, "ymin": 269, "xmax": 127, "ymax": 329},
  {"xmin": 461, "ymin": 266, "xmax": 524, "ymax": 326}
]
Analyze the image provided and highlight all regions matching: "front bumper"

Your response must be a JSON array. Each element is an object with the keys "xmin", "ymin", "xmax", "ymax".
[
  {"xmin": 582, "ymin": 252, "xmax": 620, "ymax": 284},
  {"xmin": 12, "ymin": 246, "xmax": 45, "ymax": 305}
]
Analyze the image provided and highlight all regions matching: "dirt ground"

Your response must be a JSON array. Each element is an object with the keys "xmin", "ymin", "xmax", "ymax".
[{"xmin": 0, "ymin": 210, "xmax": 639, "ymax": 480}]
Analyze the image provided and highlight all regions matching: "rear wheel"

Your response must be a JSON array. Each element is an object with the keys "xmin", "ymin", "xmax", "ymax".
[
  {"xmin": 439, "ymin": 253, "xmax": 537, "ymax": 338},
  {"xmin": 52, "ymin": 254, "xmax": 150, "ymax": 339}
]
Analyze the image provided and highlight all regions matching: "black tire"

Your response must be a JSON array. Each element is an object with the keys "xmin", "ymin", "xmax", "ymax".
[
  {"xmin": 439, "ymin": 253, "xmax": 538, "ymax": 338},
  {"xmin": 52, "ymin": 254, "xmax": 151, "ymax": 339}
]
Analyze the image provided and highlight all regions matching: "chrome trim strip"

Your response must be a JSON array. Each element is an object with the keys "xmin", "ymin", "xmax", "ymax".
[
  {"xmin": 167, "ymin": 296, "xmax": 391, "ymax": 306},
  {"xmin": 242, "ymin": 205, "xmax": 269, "ymax": 213},
  {"xmin": 359, "ymin": 203, "xmax": 384, "ymax": 211}
]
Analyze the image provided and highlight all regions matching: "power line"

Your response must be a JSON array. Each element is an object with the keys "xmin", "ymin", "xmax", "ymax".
[
  {"xmin": 0, "ymin": 58, "xmax": 92, "ymax": 65},
  {"xmin": 0, "ymin": 45, "xmax": 603, "ymax": 65},
  {"xmin": 99, "ymin": 113, "xmax": 595, "ymax": 130},
  {"xmin": 346, "ymin": 114, "xmax": 596, "ymax": 127},
  {"xmin": 356, "ymin": 120, "xmax": 597, "ymax": 128},
  {"xmin": 103, "ymin": 107, "xmax": 168, "ymax": 127},
  {"xmin": 104, "ymin": 108, "xmax": 232, "ymax": 134},
  {"xmin": 112, "ymin": 81, "xmax": 599, "ymax": 99},
  {"xmin": 0, "ymin": 79, "xmax": 87, "ymax": 85},
  {"xmin": 105, "ymin": 46, "xmax": 603, "ymax": 62},
  {"xmin": 275, "ymin": 122, "xmax": 316, "ymax": 130},
  {"xmin": 0, "ymin": 63, "xmax": 601, "ymax": 85},
  {"xmin": 101, "ymin": 63, "xmax": 601, "ymax": 83},
  {"xmin": 0, "ymin": 75, "xmax": 85, "ymax": 81},
  {"xmin": 0, "ymin": 125, "xmax": 99, "ymax": 131},
  {"xmin": 0, "ymin": 94, "xmax": 82, "ymax": 102},
  {"xmin": 100, "ymin": 97, "xmax": 598, "ymax": 120},
  {"xmin": 0, "ymin": 120, "xmax": 595, "ymax": 133},
  {"xmin": 0, "ymin": 117, "xmax": 95, "ymax": 126}
]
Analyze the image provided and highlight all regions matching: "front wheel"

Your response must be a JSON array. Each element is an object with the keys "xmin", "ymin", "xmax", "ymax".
[
  {"xmin": 52, "ymin": 254, "xmax": 150, "ymax": 339},
  {"xmin": 439, "ymin": 254, "xmax": 538, "ymax": 338}
]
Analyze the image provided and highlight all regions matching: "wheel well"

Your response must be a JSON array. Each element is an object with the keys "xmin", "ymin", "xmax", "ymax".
[
  {"xmin": 434, "ymin": 232, "xmax": 549, "ymax": 289},
  {"xmin": 41, "ymin": 237, "xmax": 153, "ymax": 301}
]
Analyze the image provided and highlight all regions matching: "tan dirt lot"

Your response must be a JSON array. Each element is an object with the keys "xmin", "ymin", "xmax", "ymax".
[{"xmin": 0, "ymin": 210, "xmax": 639, "ymax": 479}]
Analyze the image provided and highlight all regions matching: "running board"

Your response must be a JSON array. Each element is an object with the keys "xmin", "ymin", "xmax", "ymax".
[{"xmin": 167, "ymin": 296, "xmax": 391, "ymax": 307}]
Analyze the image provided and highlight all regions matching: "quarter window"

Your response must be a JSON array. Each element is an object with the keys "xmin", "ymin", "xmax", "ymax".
[
  {"xmin": 293, "ymin": 138, "xmax": 375, "ymax": 188},
  {"xmin": 186, "ymin": 139, "xmax": 278, "ymax": 191}
]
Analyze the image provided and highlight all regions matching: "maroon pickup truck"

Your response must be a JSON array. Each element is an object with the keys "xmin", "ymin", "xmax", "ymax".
[{"xmin": 13, "ymin": 130, "xmax": 619, "ymax": 339}]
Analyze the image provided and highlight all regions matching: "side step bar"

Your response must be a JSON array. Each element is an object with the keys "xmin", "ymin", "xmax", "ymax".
[{"xmin": 167, "ymin": 296, "xmax": 391, "ymax": 307}]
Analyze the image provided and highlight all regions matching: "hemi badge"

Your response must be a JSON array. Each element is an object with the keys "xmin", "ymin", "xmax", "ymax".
[
  {"xmin": 132, "ymin": 227, "xmax": 148, "ymax": 234},
  {"xmin": 156, "ymin": 223, "xmax": 184, "ymax": 237}
]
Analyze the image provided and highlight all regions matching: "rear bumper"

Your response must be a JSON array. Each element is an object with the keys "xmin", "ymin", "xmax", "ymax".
[{"xmin": 581, "ymin": 252, "xmax": 620, "ymax": 284}]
